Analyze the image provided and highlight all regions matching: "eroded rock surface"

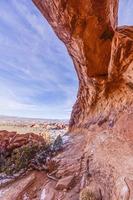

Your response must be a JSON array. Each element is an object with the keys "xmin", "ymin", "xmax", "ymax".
[
  {"xmin": 0, "ymin": 130, "xmax": 46, "ymax": 152},
  {"xmin": 0, "ymin": 173, "xmax": 35, "ymax": 200}
]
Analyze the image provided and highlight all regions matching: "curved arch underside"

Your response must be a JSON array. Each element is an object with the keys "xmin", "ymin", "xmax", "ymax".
[{"xmin": 33, "ymin": 0, "xmax": 133, "ymax": 131}]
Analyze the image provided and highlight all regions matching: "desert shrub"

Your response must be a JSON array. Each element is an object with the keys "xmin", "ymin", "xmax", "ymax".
[
  {"xmin": 0, "ymin": 143, "xmax": 43, "ymax": 175},
  {"xmin": 0, "ymin": 135, "xmax": 63, "ymax": 176},
  {"xmin": 80, "ymin": 186, "xmax": 101, "ymax": 200}
]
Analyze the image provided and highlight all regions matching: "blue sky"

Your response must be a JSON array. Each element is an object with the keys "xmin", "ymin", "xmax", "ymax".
[{"xmin": 0, "ymin": 0, "xmax": 132, "ymax": 119}]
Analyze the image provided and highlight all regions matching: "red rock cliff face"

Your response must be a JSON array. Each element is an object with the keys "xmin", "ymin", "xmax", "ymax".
[{"xmin": 32, "ymin": 0, "xmax": 133, "ymax": 131}]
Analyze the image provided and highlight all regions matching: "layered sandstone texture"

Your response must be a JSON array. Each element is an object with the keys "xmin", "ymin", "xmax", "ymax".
[{"xmin": 33, "ymin": 0, "xmax": 133, "ymax": 131}]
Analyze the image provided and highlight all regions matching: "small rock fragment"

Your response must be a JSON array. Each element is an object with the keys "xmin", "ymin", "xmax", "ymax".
[{"xmin": 55, "ymin": 175, "xmax": 74, "ymax": 190}]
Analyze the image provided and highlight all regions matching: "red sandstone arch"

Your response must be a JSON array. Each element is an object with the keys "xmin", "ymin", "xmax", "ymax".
[
  {"xmin": 32, "ymin": 1, "xmax": 133, "ymax": 199},
  {"xmin": 32, "ymin": 0, "xmax": 133, "ymax": 131}
]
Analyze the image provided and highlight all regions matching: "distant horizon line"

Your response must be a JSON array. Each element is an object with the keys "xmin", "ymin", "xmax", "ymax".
[{"xmin": 0, "ymin": 114, "xmax": 69, "ymax": 121}]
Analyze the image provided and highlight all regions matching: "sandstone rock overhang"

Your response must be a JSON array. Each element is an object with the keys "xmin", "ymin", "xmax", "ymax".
[
  {"xmin": 33, "ymin": 0, "xmax": 133, "ymax": 130},
  {"xmin": 33, "ymin": 0, "xmax": 118, "ymax": 77}
]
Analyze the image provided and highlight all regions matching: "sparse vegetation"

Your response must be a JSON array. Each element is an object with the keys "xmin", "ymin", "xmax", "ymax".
[
  {"xmin": 0, "ymin": 135, "xmax": 63, "ymax": 176},
  {"xmin": 80, "ymin": 187, "xmax": 101, "ymax": 200}
]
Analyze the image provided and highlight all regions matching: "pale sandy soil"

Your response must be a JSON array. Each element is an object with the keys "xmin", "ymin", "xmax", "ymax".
[{"xmin": 0, "ymin": 123, "xmax": 47, "ymax": 135}]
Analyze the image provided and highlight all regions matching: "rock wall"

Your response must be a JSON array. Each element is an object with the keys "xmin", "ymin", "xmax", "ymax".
[{"xmin": 32, "ymin": 0, "xmax": 133, "ymax": 131}]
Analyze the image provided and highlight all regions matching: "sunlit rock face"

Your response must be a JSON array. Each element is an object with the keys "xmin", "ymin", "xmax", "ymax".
[{"xmin": 33, "ymin": 0, "xmax": 133, "ymax": 131}]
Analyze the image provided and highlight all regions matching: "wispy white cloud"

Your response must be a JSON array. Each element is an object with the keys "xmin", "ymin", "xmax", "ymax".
[{"xmin": 0, "ymin": 0, "xmax": 78, "ymax": 119}]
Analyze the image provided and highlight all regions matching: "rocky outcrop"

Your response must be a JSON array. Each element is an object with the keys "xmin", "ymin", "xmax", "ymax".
[
  {"xmin": 33, "ymin": 0, "xmax": 133, "ymax": 131},
  {"xmin": 32, "ymin": 1, "xmax": 133, "ymax": 199},
  {"xmin": 0, "ymin": 130, "xmax": 46, "ymax": 152}
]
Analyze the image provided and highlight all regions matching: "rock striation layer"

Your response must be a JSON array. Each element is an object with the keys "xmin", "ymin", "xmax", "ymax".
[{"xmin": 33, "ymin": 0, "xmax": 133, "ymax": 131}]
